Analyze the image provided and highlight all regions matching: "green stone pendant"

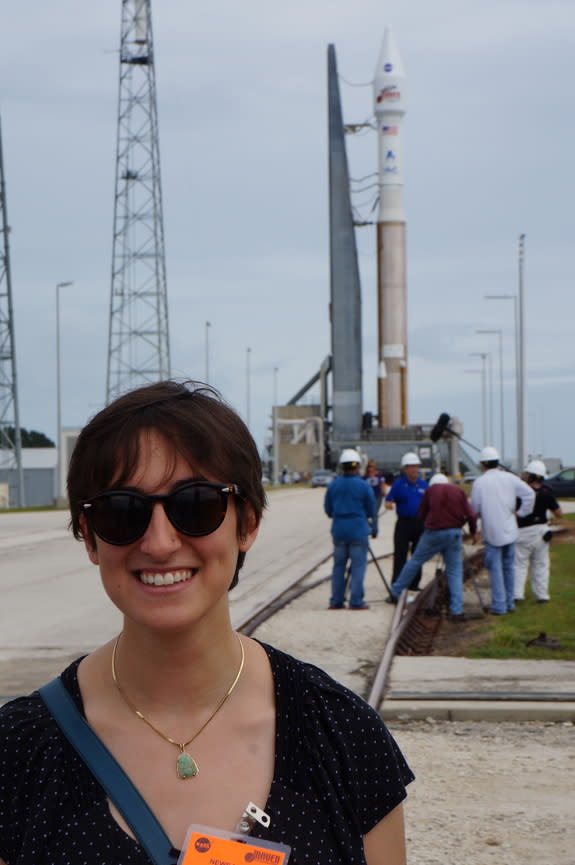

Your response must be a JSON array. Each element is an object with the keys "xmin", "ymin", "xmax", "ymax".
[{"xmin": 177, "ymin": 751, "xmax": 199, "ymax": 779}]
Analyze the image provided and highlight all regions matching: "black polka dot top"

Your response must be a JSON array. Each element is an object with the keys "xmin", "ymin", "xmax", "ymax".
[{"xmin": 0, "ymin": 642, "xmax": 413, "ymax": 863}]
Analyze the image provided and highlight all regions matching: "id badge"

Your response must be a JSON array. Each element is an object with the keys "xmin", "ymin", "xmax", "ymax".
[{"xmin": 178, "ymin": 824, "xmax": 291, "ymax": 864}]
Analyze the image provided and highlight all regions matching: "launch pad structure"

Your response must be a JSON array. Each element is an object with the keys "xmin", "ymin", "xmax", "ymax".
[
  {"xmin": 0, "ymin": 115, "xmax": 25, "ymax": 507},
  {"xmin": 1, "ymin": 0, "xmax": 171, "ymax": 509},
  {"xmin": 271, "ymin": 37, "xmax": 476, "ymax": 481},
  {"xmin": 106, "ymin": 0, "xmax": 171, "ymax": 404}
]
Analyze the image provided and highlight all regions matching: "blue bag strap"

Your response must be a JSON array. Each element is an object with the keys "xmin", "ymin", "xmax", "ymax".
[{"xmin": 39, "ymin": 677, "xmax": 176, "ymax": 865}]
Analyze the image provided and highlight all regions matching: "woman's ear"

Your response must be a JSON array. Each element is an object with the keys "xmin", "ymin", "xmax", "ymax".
[
  {"xmin": 79, "ymin": 514, "xmax": 99, "ymax": 565},
  {"xmin": 238, "ymin": 503, "xmax": 259, "ymax": 553}
]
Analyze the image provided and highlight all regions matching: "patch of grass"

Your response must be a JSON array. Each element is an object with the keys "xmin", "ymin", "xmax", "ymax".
[{"xmin": 465, "ymin": 513, "xmax": 575, "ymax": 660}]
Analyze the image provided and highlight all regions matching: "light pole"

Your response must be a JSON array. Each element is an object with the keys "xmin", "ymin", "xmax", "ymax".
[
  {"xmin": 476, "ymin": 329, "xmax": 504, "ymax": 461},
  {"xmin": 56, "ymin": 280, "xmax": 73, "ymax": 504},
  {"xmin": 471, "ymin": 348, "xmax": 494, "ymax": 443},
  {"xmin": 464, "ymin": 368, "xmax": 486, "ymax": 445},
  {"xmin": 246, "ymin": 347, "xmax": 251, "ymax": 429},
  {"xmin": 205, "ymin": 321, "xmax": 211, "ymax": 383},
  {"xmin": 469, "ymin": 352, "xmax": 491, "ymax": 444},
  {"xmin": 273, "ymin": 366, "xmax": 279, "ymax": 485},
  {"xmin": 485, "ymin": 292, "xmax": 519, "ymax": 468},
  {"xmin": 517, "ymin": 234, "xmax": 527, "ymax": 468}
]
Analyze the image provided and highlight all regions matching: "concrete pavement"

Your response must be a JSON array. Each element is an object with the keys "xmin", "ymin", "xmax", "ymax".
[{"xmin": 381, "ymin": 656, "xmax": 575, "ymax": 722}]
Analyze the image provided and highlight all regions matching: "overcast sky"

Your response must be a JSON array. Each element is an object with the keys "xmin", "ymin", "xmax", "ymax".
[{"xmin": 1, "ymin": 0, "xmax": 574, "ymax": 469}]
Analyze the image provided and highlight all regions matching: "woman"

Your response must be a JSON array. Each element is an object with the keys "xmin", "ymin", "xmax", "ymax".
[
  {"xmin": 364, "ymin": 459, "xmax": 386, "ymax": 512},
  {"xmin": 0, "ymin": 380, "xmax": 413, "ymax": 864}
]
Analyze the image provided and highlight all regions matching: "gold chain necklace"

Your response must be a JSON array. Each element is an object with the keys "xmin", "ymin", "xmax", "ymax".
[{"xmin": 111, "ymin": 633, "xmax": 245, "ymax": 780}]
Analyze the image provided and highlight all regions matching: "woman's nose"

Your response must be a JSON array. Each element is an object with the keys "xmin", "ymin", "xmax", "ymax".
[{"xmin": 139, "ymin": 502, "xmax": 182, "ymax": 556}]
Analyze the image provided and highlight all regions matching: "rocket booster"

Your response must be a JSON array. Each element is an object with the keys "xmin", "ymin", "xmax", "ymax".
[{"xmin": 373, "ymin": 27, "xmax": 408, "ymax": 428}]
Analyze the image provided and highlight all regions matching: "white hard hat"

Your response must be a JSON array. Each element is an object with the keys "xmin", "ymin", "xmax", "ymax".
[
  {"xmin": 429, "ymin": 473, "xmax": 449, "ymax": 486},
  {"xmin": 401, "ymin": 451, "xmax": 421, "ymax": 467},
  {"xmin": 479, "ymin": 446, "xmax": 500, "ymax": 463},
  {"xmin": 338, "ymin": 448, "xmax": 361, "ymax": 465},
  {"xmin": 526, "ymin": 459, "xmax": 547, "ymax": 478}
]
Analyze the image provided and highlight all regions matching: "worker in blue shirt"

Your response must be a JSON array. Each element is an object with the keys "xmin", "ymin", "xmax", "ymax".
[
  {"xmin": 324, "ymin": 449, "xmax": 377, "ymax": 610},
  {"xmin": 385, "ymin": 452, "xmax": 428, "ymax": 589}
]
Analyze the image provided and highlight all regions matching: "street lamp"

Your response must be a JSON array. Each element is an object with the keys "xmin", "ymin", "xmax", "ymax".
[
  {"xmin": 205, "ymin": 321, "xmax": 211, "ymax": 383},
  {"xmin": 246, "ymin": 347, "xmax": 252, "ymax": 429},
  {"xmin": 464, "ymin": 368, "xmax": 486, "ymax": 445},
  {"xmin": 471, "ymin": 347, "xmax": 494, "ymax": 443},
  {"xmin": 485, "ymin": 281, "xmax": 522, "ymax": 468},
  {"xmin": 273, "ymin": 366, "xmax": 279, "ymax": 486},
  {"xmin": 476, "ymin": 329, "xmax": 504, "ymax": 461},
  {"xmin": 468, "ymin": 352, "xmax": 491, "ymax": 444},
  {"xmin": 517, "ymin": 234, "xmax": 527, "ymax": 468},
  {"xmin": 56, "ymin": 280, "xmax": 73, "ymax": 504}
]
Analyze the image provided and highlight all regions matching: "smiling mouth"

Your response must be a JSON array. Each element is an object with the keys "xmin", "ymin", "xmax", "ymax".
[{"xmin": 137, "ymin": 569, "xmax": 197, "ymax": 586}]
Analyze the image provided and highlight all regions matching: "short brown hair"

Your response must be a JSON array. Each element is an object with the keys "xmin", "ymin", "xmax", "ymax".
[{"xmin": 67, "ymin": 380, "xmax": 266, "ymax": 586}]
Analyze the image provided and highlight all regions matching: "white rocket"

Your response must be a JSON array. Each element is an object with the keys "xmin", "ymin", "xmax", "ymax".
[{"xmin": 373, "ymin": 27, "xmax": 408, "ymax": 427}]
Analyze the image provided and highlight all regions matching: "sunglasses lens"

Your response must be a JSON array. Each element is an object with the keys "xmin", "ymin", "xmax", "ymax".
[
  {"xmin": 86, "ymin": 483, "xmax": 233, "ymax": 544},
  {"xmin": 168, "ymin": 484, "xmax": 228, "ymax": 536},
  {"xmin": 89, "ymin": 493, "xmax": 151, "ymax": 545}
]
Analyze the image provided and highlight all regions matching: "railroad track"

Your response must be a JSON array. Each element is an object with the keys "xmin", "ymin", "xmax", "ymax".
[
  {"xmin": 235, "ymin": 547, "xmax": 558, "ymax": 715},
  {"xmin": 367, "ymin": 575, "xmax": 446, "ymax": 708},
  {"xmin": 235, "ymin": 552, "xmax": 334, "ymax": 636},
  {"xmin": 235, "ymin": 547, "xmax": 451, "ymax": 708}
]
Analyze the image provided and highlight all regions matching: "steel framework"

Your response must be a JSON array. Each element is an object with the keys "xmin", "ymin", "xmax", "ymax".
[
  {"xmin": 106, "ymin": 0, "xmax": 170, "ymax": 402},
  {"xmin": 0, "ymin": 115, "xmax": 25, "ymax": 506}
]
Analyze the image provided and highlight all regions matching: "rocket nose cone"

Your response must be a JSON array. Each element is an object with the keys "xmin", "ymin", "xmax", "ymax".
[
  {"xmin": 374, "ymin": 26, "xmax": 407, "ymax": 112},
  {"xmin": 374, "ymin": 26, "xmax": 405, "ymax": 83}
]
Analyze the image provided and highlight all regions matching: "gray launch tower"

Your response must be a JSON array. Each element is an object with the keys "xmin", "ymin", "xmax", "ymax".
[
  {"xmin": 327, "ymin": 44, "xmax": 363, "ymax": 443},
  {"xmin": 106, "ymin": 0, "xmax": 170, "ymax": 403},
  {"xmin": 0, "ymin": 116, "xmax": 25, "ymax": 506}
]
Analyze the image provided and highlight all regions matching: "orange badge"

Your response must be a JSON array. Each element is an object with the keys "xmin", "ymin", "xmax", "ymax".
[{"xmin": 179, "ymin": 828, "xmax": 290, "ymax": 865}]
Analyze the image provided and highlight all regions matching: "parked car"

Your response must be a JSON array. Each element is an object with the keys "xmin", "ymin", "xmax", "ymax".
[
  {"xmin": 545, "ymin": 467, "xmax": 575, "ymax": 498},
  {"xmin": 310, "ymin": 469, "xmax": 335, "ymax": 488}
]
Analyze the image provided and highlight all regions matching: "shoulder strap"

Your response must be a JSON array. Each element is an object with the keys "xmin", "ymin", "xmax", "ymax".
[{"xmin": 39, "ymin": 677, "xmax": 176, "ymax": 865}]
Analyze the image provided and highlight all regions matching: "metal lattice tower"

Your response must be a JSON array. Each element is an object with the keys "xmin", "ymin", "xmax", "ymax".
[
  {"xmin": 106, "ymin": 0, "xmax": 170, "ymax": 403},
  {"xmin": 0, "ymin": 115, "xmax": 25, "ymax": 507}
]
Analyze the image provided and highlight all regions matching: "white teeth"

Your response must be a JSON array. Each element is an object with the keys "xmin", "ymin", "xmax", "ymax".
[{"xmin": 139, "ymin": 570, "xmax": 193, "ymax": 586}]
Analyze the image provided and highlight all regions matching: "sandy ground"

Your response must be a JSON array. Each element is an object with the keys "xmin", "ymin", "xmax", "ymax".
[
  {"xmin": 252, "ymin": 553, "xmax": 575, "ymax": 865},
  {"xmin": 390, "ymin": 719, "xmax": 574, "ymax": 865}
]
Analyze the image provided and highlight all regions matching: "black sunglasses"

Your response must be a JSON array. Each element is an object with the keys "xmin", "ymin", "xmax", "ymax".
[{"xmin": 81, "ymin": 481, "xmax": 240, "ymax": 546}]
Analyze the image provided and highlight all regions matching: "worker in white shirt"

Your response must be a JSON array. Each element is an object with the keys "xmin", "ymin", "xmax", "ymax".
[
  {"xmin": 515, "ymin": 459, "xmax": 562, "ymax": 604},
  {"xmin": 470, "ymin": 446, "xmax": 535, "ymax": 615}
]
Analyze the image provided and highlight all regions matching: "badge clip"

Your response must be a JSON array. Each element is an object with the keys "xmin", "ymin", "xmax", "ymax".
[{"xmin": 236, "ymin": 801, "xmax": 271, "ymax": 834}]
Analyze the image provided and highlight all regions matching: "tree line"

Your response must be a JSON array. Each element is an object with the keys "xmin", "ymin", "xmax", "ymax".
[{"xmin": 0, "ymin": 427, "xmax": 55, "ymax": 448}]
